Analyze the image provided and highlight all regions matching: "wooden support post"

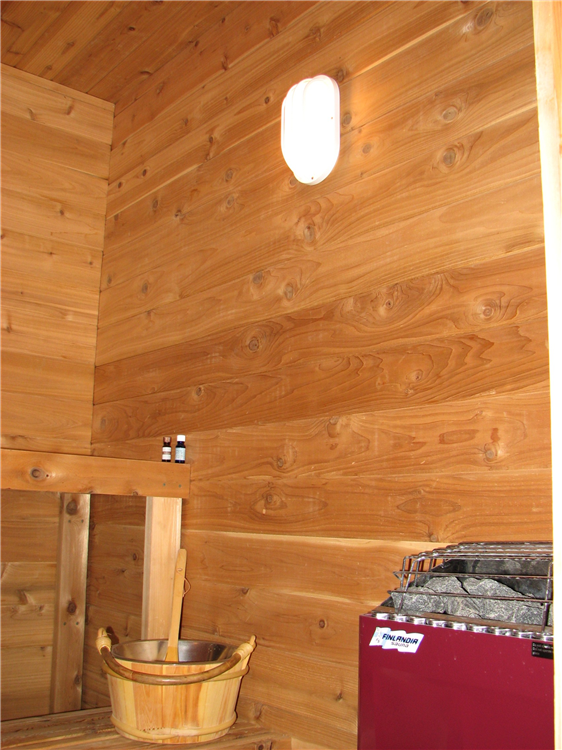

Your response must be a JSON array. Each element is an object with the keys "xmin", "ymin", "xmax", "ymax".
[
  {"xmin": 50, "ymin": 493, "xmax": 90, "ymax": 714},
  {"xmin": 142, "ymin": 497, "xmax": 182, "ymax": 640}
]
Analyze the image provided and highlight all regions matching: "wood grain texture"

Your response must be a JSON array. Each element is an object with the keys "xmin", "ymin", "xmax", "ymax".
[
  {"xmin": 1, "ymin": 562, "xmax": 57, "ymax": 606},
  {"xmin": 1, "ymin": 449, "xmax": 191, "ymax": 499},
  {"xmin": 182, "ymin": 531, "xmax": 428, "ymax": 603},
  {"xmin": 81, "ymin": 494, "xmax": 146, "ymax": 708},
  {"xmin": 142, "ymin": 497, "xmax": 182, "ymax": 640},
  {"xmin": 50, "ymin": 494, "xmax": 90, "ymax": 714},
  {"xmin": 0, "ymin": 647, "xmax": 53, "ymax": 720},
  {"xmin": 94, "ymin": 247, "xmax": 547, "ymax": 402},
  {"xmin": 107, "ymin": 31, "xmax": 537, "ymax": 223},
  {"xmin": 0, "ymin": 706, "xmax": 293, "ymax": 749},
  {"xmin": 108, "ymin": 0, "xmax": 501, "ymax": 185},
  {"xmin": 237, "ymin": 649, "xmax": 358, "ymax": 741},
  {"xmin": 9, "ymin": 2, "xmax": 124, "ymax": 80},
  {"xmin": 93, "ymin": 318, "xmax": 549, "ymax": 440},
  {"xmin": 1, "ymin": 63, "xmax": 113, "ymax": 142},
  {"xmin": 101, "ymin": 107, "xmax": 541, "ymax": 305},
  {"xmin": 0, "ymin": 490, "xmax": 59, "ymax": 720},
  {"xmin": 182, "ymin": 392, "xmax": 552, "ymax": 481},
  {"xmin": 96, "ymin": 126, "xmax": 543, "ymax": 367},
  {"xmin": 184, "ymin": 471, "xmax": 553, "ymax": 542},
  {"xmin": 1, "ymin": 112, "xmax": 110, "ymax": 180},
  {"xmin": 111, "ymin": 1, "xmax": 317, "ymax": 125},
  {"xmin": 0, "ymin": 489, "xmax": 60, "ymax": 561},
  {"xmin": 1, "ymin": 66, "xmax": 111, "ymax": 458}
]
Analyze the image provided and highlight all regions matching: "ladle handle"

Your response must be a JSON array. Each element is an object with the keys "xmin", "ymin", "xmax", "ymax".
[{"xmin": 165, "ymin": 548, "xmax": 187, "ymax": 661}]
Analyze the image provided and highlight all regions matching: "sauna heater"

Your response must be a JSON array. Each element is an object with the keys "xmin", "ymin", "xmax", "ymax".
[{"xmin": 358, "ymin": 542, "xmax": 554, "ymax": 750}]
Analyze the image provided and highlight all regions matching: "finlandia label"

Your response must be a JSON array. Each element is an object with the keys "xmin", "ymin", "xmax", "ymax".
[{"xmin": 369, "ymin": 627, "xmax": 424, "ymax": 653}]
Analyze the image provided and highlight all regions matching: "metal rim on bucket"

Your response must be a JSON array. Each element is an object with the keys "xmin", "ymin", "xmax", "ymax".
[{"xmin": 96, "ymin": 629, "xmax": 256, "ymax": 685}]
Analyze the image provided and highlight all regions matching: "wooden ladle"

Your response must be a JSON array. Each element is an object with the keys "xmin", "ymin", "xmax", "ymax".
[{"xmin": 165, "ymin": 548, "xmax": 187, "ymax": 662}]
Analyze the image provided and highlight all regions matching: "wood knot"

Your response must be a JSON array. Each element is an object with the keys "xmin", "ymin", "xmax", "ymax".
[
  {"xmin": 342, "ymin": 113, "xmax": 352, "ymax": 127},
  {"xmin": 442, "ymin": 148, "xmax": 457, "ymax": 166},
  {"xmin": 252, "ymin": 271, "xmax": 263, "ymax": 285},
  {"xmin": 152, "ymin": 199, "xmax": 159, "ymax": 211},
  {"xmin": 225, "ymin": 169, "xmax": 233, "ymax": 181},
  {"xmin": 67, "ymin": 600, "xmax": 77, "ymax": 615},
  {"xmin": 442, "ymin": 106, "xmax": 458, "ymax": 122},
  {"xmin": 284, "ymin": 284, "xmax": 294, "ymax": 300},
  {"xmin": 318, "ymin": 619, "xmax": 326, "ymax": 629},
  {"xmin": 362, "ymin": 143, "xmax": 372, "ymax": 154},
  {"xmin": 65, "ymin": 500, "xmax": 78, "ymax": 516},
  {"xmin": 476, "ymin": 7, "xmax": 493, "ymax": 29},
  {"xmin": 141, "ymin": 281, "xmax": 148, "ymax": 294},
  {"xmin": 30, "ymin": 467, "xmax": 47, "ymax": 481},
  {"xmin": 303, "ymin": 225, "xmax": 315, "ymax": 243},
  {"xmin": 248, "ymin": 337, "xmax": 260, "ymax": 352}
]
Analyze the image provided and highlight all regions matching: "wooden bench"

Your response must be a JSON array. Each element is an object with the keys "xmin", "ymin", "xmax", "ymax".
[{"xmin": 1, "ymin": 708, "xmax": 292, "ymax": 750}]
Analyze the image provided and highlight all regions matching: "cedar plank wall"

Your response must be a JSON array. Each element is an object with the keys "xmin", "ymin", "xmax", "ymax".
[
  {"xmin": 85, "ymin": 2, "xmax": 553, "ymax": 747},
  {"xmin": 82, "ymin": 494, "xmax": 145, "ymax": 710},
  {"xmin": 0, "ymin": 491, "xmax": 59, "ymax": 720},
  {"xmin": 1, "ymin": 65, "xmax": 113, "ymax": 454},
  {"xmin": 0, "ymin": 67, "xmax": 113, "ymax": 720}
]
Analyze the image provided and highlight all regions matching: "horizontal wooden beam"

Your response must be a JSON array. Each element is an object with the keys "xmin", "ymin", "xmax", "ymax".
[{"xmin": 0, "ymin": 449, "xmax": 189, "ymax": 498}]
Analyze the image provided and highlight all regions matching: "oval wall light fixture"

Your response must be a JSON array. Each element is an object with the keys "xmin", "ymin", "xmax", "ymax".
[{"xmin": 281, "ymin": 74, "xmax": 340, "ymax": 185}]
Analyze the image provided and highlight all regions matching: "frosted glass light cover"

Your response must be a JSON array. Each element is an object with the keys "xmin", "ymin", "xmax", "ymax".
[{"xmin": 281, "ymin": 75, "xmax": 340, "ymax": 185}]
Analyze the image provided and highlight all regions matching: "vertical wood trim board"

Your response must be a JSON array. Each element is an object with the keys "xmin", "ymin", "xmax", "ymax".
[
  {"xmin": 142, "ymin": 497, "xmax": 182, "ymax": 640},
  {"xmin": 532, "ymin": 1, "xmax": 562, "ymax": 745},
  {"xmin": 50, "ymin": 493, "xmax": 91, "ymax": 714}
]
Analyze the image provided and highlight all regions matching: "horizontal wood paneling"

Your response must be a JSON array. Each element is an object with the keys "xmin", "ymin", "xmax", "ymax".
[
  {"xmin": 1, "ymin": 65, "xmax": 112, "ymax": 459},
  {"xmin": 81, "ymin": 494, "xmax": 145, "ymax": 709},
  {"xmin": 185, "ymin": 472, "xmax": 552, "ymax": 543},
  {"xmin": 182, "ymin": 531, "xmax": 427, "ymax": 602},
  {"xmin": 93, "ymin": 317, "xmax": 549, "ymax": 440},
  {"xmin": 238, "ymin": 650, "xmax": 358, "ymax": 744},
  {"xmin": 94, "ymin": 247, "xmax": 547, "ymax": 402},
  {"xmin": 0, "ymin": 647, "xmax": 52, "ymax": 721},
  {"xmin": 1, "ymin": 110, "xmax": 110, "ymax": 179},
  {"xmin": 185, "ymin": 392, "xmax": 552, "ymax": 480},
  {"xmin": 1, "ymin": 63, "xmax": 113, "ymax": 142},
  {"xmin": 0, "ymin": 491, "xmax": 59, "ymax": 721},
  {"xmin": 1, "ymin": 562, "xmax": 57, "ymax": 606},
  {"xmin": 0, "ymin": 490, "xmax": 60, "ymax": 561},
  {"xmin": 91, "ymin": 4, "xmax": 550, "ymax": 743}
]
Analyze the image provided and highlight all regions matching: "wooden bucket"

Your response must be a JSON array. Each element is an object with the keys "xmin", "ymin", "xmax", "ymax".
[{"xmin": 96, "ymin": 629, "xmax": 256, "ymax": 744}]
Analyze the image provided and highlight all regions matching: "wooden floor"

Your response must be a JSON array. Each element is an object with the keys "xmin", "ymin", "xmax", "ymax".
[{"xmin": 0, "ymin": 708, "xmax": 292, "ymax": 750}]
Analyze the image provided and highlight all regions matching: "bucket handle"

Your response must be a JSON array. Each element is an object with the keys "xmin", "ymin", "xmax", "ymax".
[{"xmin": 96, "ymin": 629, "xmax": 256, "ymax": 686}]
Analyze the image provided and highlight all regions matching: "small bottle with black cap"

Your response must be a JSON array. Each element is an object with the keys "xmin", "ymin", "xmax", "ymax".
[
  {"xmin": 162, "ymin": 436, "xmax": 172, "ymax": 462},
  {"xmin": 174, "ymin": 435, "xmax": 186, "ymax": 464}
]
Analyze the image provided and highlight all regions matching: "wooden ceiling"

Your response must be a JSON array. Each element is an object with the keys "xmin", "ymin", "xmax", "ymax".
[{"xmin": 0, "ymin": 1, "xmax": 236, "ymax": 106}]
